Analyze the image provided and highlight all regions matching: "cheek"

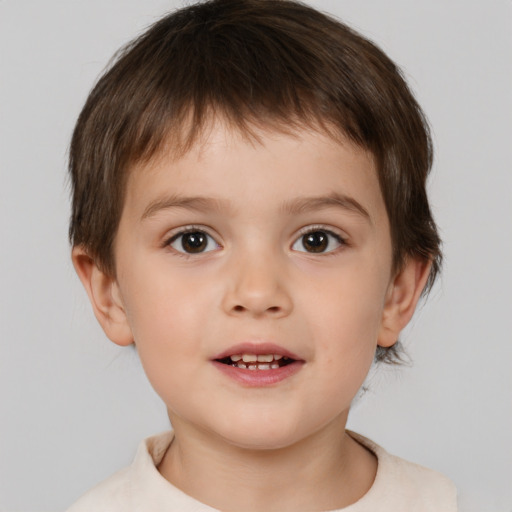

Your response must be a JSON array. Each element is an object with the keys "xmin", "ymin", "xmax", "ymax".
[
  {"xmin": 305, "ymin": 269, "xmax": 387, "ymax": 337},
  {"xmin": 120, "ymin": 264, "xmax": 222, "ymax": 380},
  {"xmin": 122, "ymin": 261, "xmax": 207, "ymax": 335},
  {"xmin": 300, "ymin": 264, "xmax": 389, "ymax": 377}
]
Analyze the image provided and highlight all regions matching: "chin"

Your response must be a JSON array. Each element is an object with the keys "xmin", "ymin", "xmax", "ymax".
[
  {"xmin": 223, "ymin": 431, "xmax": 301, "ymax": 452},
  {"xmin": 211, "ymin": 414, "xmax": 316, "ymax": 452}
]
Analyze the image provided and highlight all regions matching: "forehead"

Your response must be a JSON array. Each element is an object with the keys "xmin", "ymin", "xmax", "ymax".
[{"xmin": 123, "ymin": 122, "xmax": 386, "ymax": 227}]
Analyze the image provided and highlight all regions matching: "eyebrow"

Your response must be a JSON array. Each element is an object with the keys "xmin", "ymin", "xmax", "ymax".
[
  {"xmin": 141, "ymin": 192, "xmax": 371, "ymax": 223},
  {"xmin": 281, "ymin": 193, "xmax": 372, "ymax": 223},
  {"xmin": 141, "ymin": 195, "xmax": 230, "ymax": 220}
]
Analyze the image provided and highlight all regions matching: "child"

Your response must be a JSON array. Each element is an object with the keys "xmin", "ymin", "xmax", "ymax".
[{"xmin": 67, "ymin": 0, "xmax": 457, "ymax": 510}]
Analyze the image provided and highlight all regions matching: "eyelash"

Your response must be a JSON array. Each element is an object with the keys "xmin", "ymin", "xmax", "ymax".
[
  {"xmin": 164, "ymin": 225, "xmax": 220, "ymax": 258},
  {"xmin": 293, "ymin": 225, "xmax": 348, "ymax": 255},
  {"xmin": 164, "ymin": 225, "xmax": 348, "ymax": 257}
]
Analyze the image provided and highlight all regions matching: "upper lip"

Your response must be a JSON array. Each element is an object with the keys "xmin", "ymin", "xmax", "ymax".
[{"xmin": 212, "ymin": 342, "xmax": 303, "ymax": 361}]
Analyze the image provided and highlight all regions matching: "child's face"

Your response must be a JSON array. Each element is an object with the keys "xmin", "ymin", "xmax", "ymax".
[{"xmin": 83, "ymin": 122, "xmax": 418, "ymax": 450}]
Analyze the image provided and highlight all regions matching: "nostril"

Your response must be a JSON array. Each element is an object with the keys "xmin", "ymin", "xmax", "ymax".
[{"xmin": 232, "ymin": 304, "xmax": 281, "ymax": 314}]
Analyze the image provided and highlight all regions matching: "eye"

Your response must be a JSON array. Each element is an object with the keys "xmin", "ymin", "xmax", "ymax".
[
  {"xmin": 169, "ymin": 230, "xmax": 219, "ymax": 254},
  {"xmin": 292, "ymin": 228, "xmax": 346, "ymax": 254}
]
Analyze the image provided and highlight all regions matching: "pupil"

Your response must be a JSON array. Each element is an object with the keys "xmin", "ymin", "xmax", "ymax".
[
  {"xmin": 182, "ymin": 232, "xmax": 207, "ymax": 253},
  {"xmin": 303, "ymin": 231, "xmax": 327, "ymax": 253}
]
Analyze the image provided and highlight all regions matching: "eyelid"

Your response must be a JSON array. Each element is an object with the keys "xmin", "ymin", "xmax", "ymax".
[
  {"xmin": 292, "ymin": 224, "xmax": 348, "ymax": 253},
  {"xmin": 164, "ymin": 225, "xmax": 222, "ymax": 254},
  {"xmin": 162, "ymin": 224, "xmax": 347, "ymax": 255}
]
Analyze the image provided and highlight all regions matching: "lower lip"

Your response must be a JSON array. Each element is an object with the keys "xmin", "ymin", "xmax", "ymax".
[{"xmin": 212, "ymin": 360, "xmax": 304, "ymax": 386}]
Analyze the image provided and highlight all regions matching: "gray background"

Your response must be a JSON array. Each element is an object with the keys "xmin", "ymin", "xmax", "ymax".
[{"xmin": 1, "ymin": 1, "xmax": 511, "ymax": 511}]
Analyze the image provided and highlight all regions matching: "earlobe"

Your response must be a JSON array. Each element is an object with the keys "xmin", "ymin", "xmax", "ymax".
[
  {"xmin": 378, "ymin": 258, "xmax": 432, "ymax": 348},
  {"xmin": 71, "ymin": 246, "xmax": 134, "ymax": 347}
]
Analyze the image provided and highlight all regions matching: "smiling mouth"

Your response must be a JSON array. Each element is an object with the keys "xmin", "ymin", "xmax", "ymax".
[{"xmin": 215, "ymin": 354, "xmax": 295, "ymax": 370}]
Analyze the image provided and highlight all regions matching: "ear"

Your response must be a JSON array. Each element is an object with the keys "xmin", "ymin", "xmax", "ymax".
[
  {"xmin": 72, "ymin": 246, "xmax": 134, "ymax": 347},
  {"xmin": 378, "ymin": 258, "xmax": 432, "ymax": 348}
]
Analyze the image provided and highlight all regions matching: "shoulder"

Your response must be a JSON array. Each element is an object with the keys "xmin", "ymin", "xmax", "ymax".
[
  {"xmin": 347, "ymin": 431, "xmax": 458, "ymax": 512},
  {"xmin": 66, "ymin": 465, "xmax": 133, "ymax": 512},
  {"xmin": 66, "ymin": 431, "xmax": 175, "ymax": 512}
]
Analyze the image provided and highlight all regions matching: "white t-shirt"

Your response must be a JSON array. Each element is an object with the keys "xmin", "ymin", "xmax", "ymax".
[{"xmin": 67, "ymin": 431, "xmax": 457, "ymax": 511}]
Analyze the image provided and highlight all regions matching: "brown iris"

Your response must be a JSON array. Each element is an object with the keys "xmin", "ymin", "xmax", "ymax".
[
  {"xmin": 302, "ymin": 231, "xmax": 328, "ymax": 253},
  {"xmin": 181, "ymin": 232, "xmax": 208, "ymax": 253}
]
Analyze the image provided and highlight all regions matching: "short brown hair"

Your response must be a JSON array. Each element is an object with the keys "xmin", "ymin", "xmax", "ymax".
[{"xmin": 69, "ymin": 0, "xmax": 441, "ymax": 363}]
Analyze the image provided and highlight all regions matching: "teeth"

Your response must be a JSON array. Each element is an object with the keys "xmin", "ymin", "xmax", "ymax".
[
  {"xmin": 233, "ymin": 361, "xmax": 283, "ymax": 370},
  {"xmin": 227, "ymin": 353, "xmax": 292, "ymax": 370},
  {"xmin": 239, "ymin": 354, "xmax": 282, "ymax": 363}
]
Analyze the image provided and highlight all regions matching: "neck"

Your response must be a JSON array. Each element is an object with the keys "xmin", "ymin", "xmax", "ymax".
[{"xmin": 158, "ymin": 414, "xmax": 377, "ymax": 512}]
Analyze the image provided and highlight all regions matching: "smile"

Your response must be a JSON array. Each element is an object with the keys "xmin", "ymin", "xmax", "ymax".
[
  {"xmin": 212, "ymin": 344, "xmax": 304, "ymax": 386},
  {"xmin": 216, "ymin": 354, "xmax": 294, "ymax": 370}
]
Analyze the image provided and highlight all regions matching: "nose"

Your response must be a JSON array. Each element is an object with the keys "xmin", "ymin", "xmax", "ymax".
[{"xmin": 221, "ymin": 252, "xmax": 293, "ymax": 318}]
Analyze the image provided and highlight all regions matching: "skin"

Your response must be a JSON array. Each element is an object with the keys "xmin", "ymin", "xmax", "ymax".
[{"xmin": 73, "ymin": 122, "xmax": 430, "ymax": 511}]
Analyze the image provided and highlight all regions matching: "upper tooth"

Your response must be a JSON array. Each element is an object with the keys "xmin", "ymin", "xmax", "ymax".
[
  {"xmin": 238, "ymin": 354, "xmax": 287, "ymax": 363},
  {"xmin": 257, "ymin": 354, "xmax": 273, "ymax": 362}
]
